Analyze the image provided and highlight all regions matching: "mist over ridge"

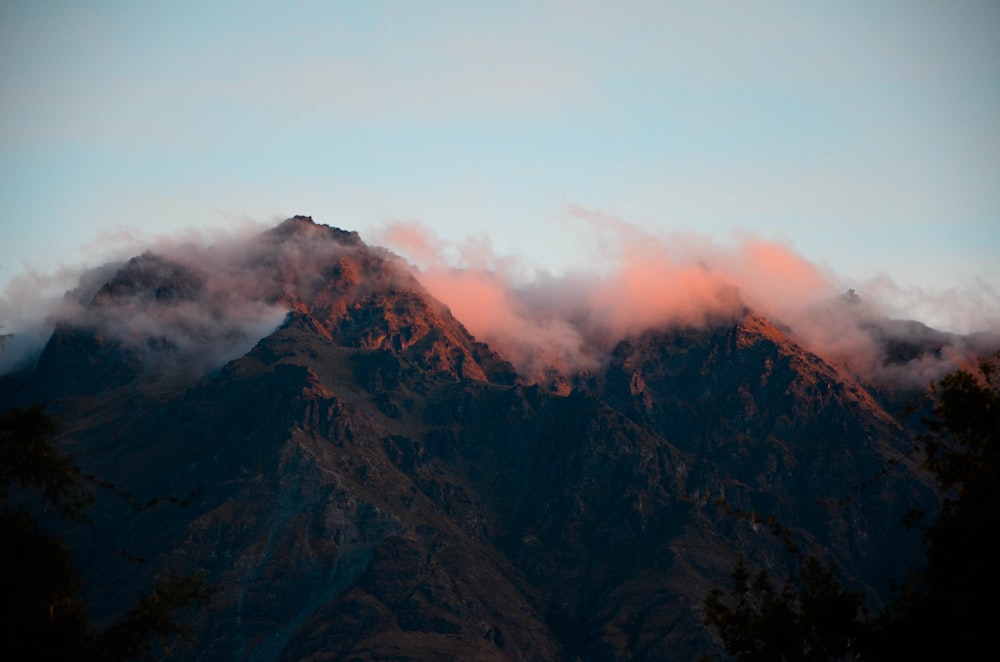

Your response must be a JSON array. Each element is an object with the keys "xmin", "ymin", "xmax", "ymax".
[
  {"xmin": 2, "ymin": 213, "xmax": 997, "ymax": 385},
  {"xmin": 1, "ymin": 214, "xmax": 995, "ymax": 659},
  {"xmin": 378, "ymin": 208, "xmax": 1000, "ymax": 386},
  {"xmin": 1, "ymin": 217, "xmax": 362, "ymax": 377}
]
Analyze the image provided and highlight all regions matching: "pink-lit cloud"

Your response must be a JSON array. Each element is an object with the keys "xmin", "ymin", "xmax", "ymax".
[
  {"xmin": 2, "ymin": 213, "xmax": 997, "ymax": 387},
  {"xmin": 379, "ymin": 207, "xmax": 999, "ymax": 386}
]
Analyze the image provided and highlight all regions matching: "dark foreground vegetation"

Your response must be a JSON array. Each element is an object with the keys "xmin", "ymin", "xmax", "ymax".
[
  {"xmin": 0, "ymin": 405, "xmax": 209, "ymax": 661},
  {"xmin": 704, "ymin": 357, "xmax": 1000, "ymax": 660}
]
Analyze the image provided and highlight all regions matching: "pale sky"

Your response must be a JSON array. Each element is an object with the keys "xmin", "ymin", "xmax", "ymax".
[{"xmin": 1, "ymin": 1, "xmax": 999, "ymax": 330}]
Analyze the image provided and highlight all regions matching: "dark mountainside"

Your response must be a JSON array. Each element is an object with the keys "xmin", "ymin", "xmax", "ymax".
[{"xmin": 2, "ymin": 217, "xmax": 945, "ymax": 660}]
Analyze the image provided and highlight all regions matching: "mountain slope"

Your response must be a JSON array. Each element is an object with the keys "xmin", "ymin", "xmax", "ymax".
[{"xmin": 3, "ymin": 218, "xmax": 938, "ymax": 660}]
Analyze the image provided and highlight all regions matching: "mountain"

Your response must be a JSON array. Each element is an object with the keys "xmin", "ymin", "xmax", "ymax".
[{"xmin": 2, "ymin": 217, "xmax": 940, "ymax": 660}]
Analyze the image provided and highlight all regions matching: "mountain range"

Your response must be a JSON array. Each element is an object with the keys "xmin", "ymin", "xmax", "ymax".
[{"xmin": 1, "ymin": 216, "xmax": 965, "ymax": 660}]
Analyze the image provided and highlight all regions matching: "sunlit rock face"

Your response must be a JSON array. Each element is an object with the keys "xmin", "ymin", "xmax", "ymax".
[{"xmin": 4, "ymin": 218, "xmax": 941, "ymax": 660}]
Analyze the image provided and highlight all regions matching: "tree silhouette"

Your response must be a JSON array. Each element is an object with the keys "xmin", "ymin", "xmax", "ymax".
[
  {"xmin": 878, "ymin": 357, "xmax": 1000, "ymax": 659},
  {"xmin": 0, "ymin": 405, "xmax": 209, "ymax": 661},
  {"xmin": 704, "ymin": 554, "xmax": 869, "ymax": 661},
  {"xmin": 704, "ymin": 356, "xmax": 1000, "ymax": 660}
]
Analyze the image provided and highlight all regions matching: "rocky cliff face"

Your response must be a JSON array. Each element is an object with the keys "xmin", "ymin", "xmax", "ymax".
[{"xmin": 3, "ymin": 218, "xmax": 938, "ymax": 660}]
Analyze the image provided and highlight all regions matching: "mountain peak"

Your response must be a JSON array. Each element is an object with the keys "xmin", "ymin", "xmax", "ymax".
[
  {"xmin": 270, "ymin": 214, "xmax": 362, "ymax": 246},
  {"xmin": 4, "ymin": 217, "xmax": 944, "ymax": 660},
  {"xmin": 92, "ymin": 251, "xmax": 206, "ymax": 305},
  {"xmin": 28, "ymin": 217, "xmax": 517, "ymax": 394}
]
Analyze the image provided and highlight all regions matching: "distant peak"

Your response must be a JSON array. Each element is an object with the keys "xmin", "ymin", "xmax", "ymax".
[
  {"xmin": 279, "ymin": 215, "xmax": 316, "ymax": 229},
  {"xmin": 270, "ymin": 216, "xmax": 362, "ymax": 246},
  {"xmin": 93, "ymin": 251, "xmax": 205, "ymax": 305}
]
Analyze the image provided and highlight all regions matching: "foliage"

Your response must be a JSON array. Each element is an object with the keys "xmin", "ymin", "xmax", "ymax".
[
  {"xmin": 879, "ymin": 357, "xmax": 1000, "ymax": 658},
  {"xmin": 0, "ymin": 405, "xmax": 209, "ymax": 660},
  {"xmin": 704, "ymin": 356, "xmax": 1000, "ymax": 660},
  {"xmin": 0, "ymin": 404, "xmax": 89, "ymax": 517},
  {"xmin": 97, "ymin": 573, "xmax": 212, "ymax": 660},
  {"xmin": 704, "ymin": 555, "xmax": 868, "ymax": 661}
]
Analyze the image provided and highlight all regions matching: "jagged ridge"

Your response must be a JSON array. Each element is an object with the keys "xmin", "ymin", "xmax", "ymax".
[{"xmin": 2, "ymin": 217, "xmax": 940, "ymax": 660}]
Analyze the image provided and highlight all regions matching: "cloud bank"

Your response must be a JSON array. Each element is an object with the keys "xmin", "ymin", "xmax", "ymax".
[
  {"xmin": 0, "ymin": 219, "xmax": 367, "ymax": 378},
  {"xmin": 378, "ymin": 207, "xmax": 1000, "ymax": 387},
  {"xmin": 2, "ymin": 212, "xmax": 997, "ymax": 390}
]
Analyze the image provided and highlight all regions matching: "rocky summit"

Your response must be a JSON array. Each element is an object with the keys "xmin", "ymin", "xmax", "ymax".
[{"xmin": 2, "ymin": 217, "xmax": 942, "ymax": 660}]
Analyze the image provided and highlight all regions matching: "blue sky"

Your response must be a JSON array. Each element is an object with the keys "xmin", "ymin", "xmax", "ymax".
[{"xmin": 1, "ymin": 1, "xmax": 998, "ymax": 330}]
